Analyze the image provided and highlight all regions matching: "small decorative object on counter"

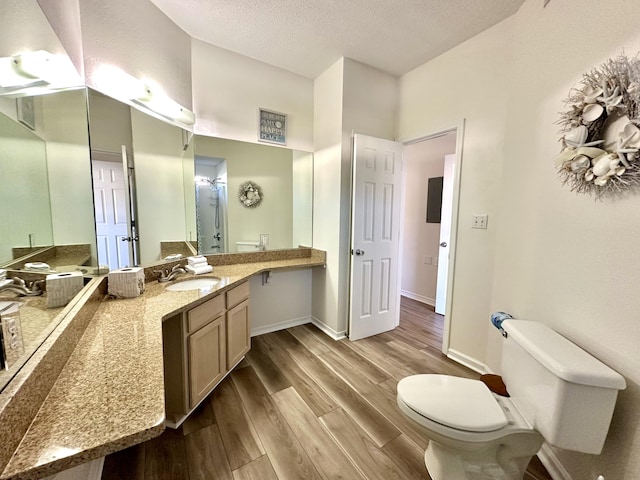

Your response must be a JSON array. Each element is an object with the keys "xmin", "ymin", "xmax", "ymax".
[
  {"xmin": 555, "ymin": 53, "xmax": 640, "ymax": 198},
  {"xmin": 46, "ymin": 271, "xmax": 84, "ymax": 308},
  {"xmin": 0, "ymin": 301, "xmax": 24, "ymax": 369},
  {"xmin": 108, "ymin": 267, "xmax": 145, "ymax": 298}
]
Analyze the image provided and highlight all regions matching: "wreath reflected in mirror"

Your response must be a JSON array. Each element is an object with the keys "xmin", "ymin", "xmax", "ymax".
[
  {"xmin": 555, "ymin": 53, "xmax": 640, "ymax": 198},
  {"xmin": 238, "ymin": 181, "xmax": 263, "ymax": 208}
]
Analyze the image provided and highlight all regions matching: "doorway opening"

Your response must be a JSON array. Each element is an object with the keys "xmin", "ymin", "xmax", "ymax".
[
  {"xmin": 194, "ymin": 155, "xmax": 228, "ymax": 255},
  {"xmin": 400, "ymin": 126, "xmax": 463, "ymax": 354}
]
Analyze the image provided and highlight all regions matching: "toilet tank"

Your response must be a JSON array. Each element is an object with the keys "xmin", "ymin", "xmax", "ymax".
[{"xmin": 500, "ymin": 320, "xmax": 625, "ymax": 454}]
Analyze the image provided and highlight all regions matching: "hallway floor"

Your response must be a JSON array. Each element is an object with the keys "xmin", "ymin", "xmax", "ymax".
[{"xmin": 102, "ymin": 296, "xmax": 553, "ymax": 479}]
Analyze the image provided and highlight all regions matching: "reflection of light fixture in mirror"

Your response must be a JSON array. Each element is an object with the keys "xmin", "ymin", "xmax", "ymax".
[
  {"xmin": 92, "ymin": 64, "xmax": 195, "ymax": 126},
  {"xmin": 132, "ymin": 82, "xmax": 195, "ymax": 126},
  {"xmin": 0, "ymin": 50, "xmax": 80, "ymax": 96}
]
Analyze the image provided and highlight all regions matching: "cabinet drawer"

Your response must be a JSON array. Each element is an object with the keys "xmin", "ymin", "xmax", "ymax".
[
  {"xmin": 226, "ymin": 281, "xmax": 249, "ymax": 309},
  {"xmin": 187, "ymin": 294, "xmax": 226, "ymax": 333}
]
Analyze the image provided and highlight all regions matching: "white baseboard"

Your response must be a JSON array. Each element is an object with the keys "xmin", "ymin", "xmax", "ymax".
[
  {"xmin": 446, "ymin": 348, "xmax": 490, "ymax": 374},
  {"xmin": 400, "ymin": 290, "xmax": 435, "ymax": 306},
  {"xmin": 310, "ymin": 316, "xmax": 347, "ymax": 340},
  {"xmin": 538, "ymin": 444, "xmax": 573, "ymax": 480},
  {"xmin": 251, "ymin": 316, "xmax": 312, "ymax": 337}
]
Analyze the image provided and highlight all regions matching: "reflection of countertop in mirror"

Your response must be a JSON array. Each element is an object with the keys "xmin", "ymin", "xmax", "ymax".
[
  {"xmin": 0, "ymin": 248, "xmax": 325, "ymax": 480},
  {"xmin": 0, "ymin": 293, "xmax": 65, "ymax": 389},
  {"xmin": 4, "ymin": 245, "xmax": 92, "ymax": 273}
]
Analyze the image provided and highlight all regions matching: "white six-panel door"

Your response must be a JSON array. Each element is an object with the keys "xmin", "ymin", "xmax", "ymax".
[
  {"xmin": 92, "ymin": 159, "xmax": 132, "ymax": 269},
  {"xmin": 349, "ymin": 134, "xmax": 404, "ymax": 341}
]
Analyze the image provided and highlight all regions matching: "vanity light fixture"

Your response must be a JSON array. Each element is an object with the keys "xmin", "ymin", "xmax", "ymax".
[
  {"xmin": 0, "ymin": 50, "xmax": 80, "ymax": 96},
  {"xmin": 131, "ymin": 82, "xmax": 195, "ymax": 126}
]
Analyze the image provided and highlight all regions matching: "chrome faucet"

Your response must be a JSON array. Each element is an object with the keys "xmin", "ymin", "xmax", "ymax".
[
  {"xmin": 0, "ymin": 277, "xmax": 44, "ymax": 296},
  {"xmin": 153, "ymin": 264, "xmax": 186, "ymax": 282}
]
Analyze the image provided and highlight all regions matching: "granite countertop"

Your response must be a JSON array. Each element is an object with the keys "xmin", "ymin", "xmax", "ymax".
[{"xmin": 0, "ymin": 250, "xmax": 325, "ymax": 480}]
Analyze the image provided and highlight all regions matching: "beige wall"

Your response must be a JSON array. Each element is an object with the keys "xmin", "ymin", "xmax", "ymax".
[
  {"xmin": 195, "ymin": 136, "xmax": 294, "ymax": 251},
  {"xmin": 401, "ymin": 134, "xmax": 456, "ymax": 305},
  {"xmin": 399, "ymin": 0, "xmax": 640, "ymax": 478},
  {"xmin": 41, "ymin": 89, "xmax": 96, "ymax": 262},
  {"xmin": 131, "ymin": 108, "xmax": 188, "ymax": 264}
]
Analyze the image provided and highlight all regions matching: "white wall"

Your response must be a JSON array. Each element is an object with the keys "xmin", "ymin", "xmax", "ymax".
[
  {"xmin": 249, "ymin": 270, "xmax": 312, "ymax": 336},
  {"xmin": 79, "ymin": 0, "xmax": 192, "ymax": 110},
  {"xmin": 399, "ymin": 1, "xmax": 640, "ymax": 478},
  {"xmin": 37, "ymin": 0, "xmax": 84, "ymax": 78},
  {"xmin": 489, "ymin": 1, "xmax": 640, "ymax": 479},
  {"xmin": 311, "ymin": 59, "xmax": 345, "ymax": 335},
  {"xmin": 130, "ymin": 108, "xmax": 188, "ymax": 264},
  {"xmin": 41, "ymin": 89, "xmax": 96, "ymax": 261},
  {"xmin": 312, "ymin": 58, "xmax": 398, "ymax": 336},
  {"xmin": 0, "ymin": 0, "xmax": 72, "ymax": 59},
  {"xmin": 398, "ymin": 18, "xmax": 512, "ymax": 366},
  {"xmin": 191, "ymin": 39, "xmax": 313, "ymax": 152},
  {"xmin": 401, "ymin": 134, "xmax": 456, "ymax": 305}
]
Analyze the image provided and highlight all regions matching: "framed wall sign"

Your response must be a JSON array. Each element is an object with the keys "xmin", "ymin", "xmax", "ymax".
[{"xmin": 258, "ymin": 108, "xmax": 287, "ymax": 145}]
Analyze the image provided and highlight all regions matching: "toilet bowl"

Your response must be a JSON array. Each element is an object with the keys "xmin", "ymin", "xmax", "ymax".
[
  {"xmin": 397, "ymin": 375, "xmax": 543, "ymax": 480},
  {"xmin": 396, "ymin": 319, "xmax": 626, "ymax": 480}
]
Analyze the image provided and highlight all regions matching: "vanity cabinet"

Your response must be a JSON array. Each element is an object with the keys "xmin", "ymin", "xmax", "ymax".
[{"xmin": 163, "ymin": 281, "xmax": 250, "ymax": 425}]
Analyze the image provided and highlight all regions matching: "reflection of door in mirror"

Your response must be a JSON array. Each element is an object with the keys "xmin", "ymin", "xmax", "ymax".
[
  {"xmin": 195, "ymin": 156, "xmax": 228, "ymax": 254},
  {"xmin": 92, "ymin": 153, "xmax": 135, "ymax": 269},
  {"xmin": 88, "ymin": 90, "xmax": 138, "ymax": 269}
]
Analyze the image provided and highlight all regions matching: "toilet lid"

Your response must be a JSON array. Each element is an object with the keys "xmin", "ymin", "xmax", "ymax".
[{"xmin": 397, "ymin": 375, "xmax": 508, "ymax": 432}]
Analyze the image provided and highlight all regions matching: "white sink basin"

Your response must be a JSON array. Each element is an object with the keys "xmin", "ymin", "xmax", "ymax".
[{"xmin": 165, "ymin": 277, "xmax": 220, "ymax": 291}]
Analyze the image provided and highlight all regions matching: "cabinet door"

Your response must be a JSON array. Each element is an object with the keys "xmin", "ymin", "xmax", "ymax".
[
  {"xmin": 227, "ymin": 299, "xmax": 250, "ymax": 368},
  {"xmin": 188, "ymin": 316, "xmax": 225, "ymax": 409}
]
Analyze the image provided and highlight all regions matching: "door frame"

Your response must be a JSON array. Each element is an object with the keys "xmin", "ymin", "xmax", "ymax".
[{"xmin": 398, "ymin": 119, "xmax": 465, "ymax": 355}]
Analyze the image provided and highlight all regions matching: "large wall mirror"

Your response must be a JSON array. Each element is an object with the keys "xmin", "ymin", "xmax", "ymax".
[
  {"xmin": 0, "ymin": 88, "xmax": 96, "ymax": 270},
  {"xmin": 0, "ymin": 89, "xmax": 94, "ymax": 391},
  {"xmin": 190, "ymin": 136, "xmax": 313, "ymax": 255},
  {"xmin": 87, "ymin": 88, "xmax": 313, "ymax": 269}
]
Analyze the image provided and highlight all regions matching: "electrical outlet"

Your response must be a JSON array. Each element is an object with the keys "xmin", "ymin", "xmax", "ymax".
[
  {"xmin": 423, "ymin": 256, "xmax": 432, "ymax": 265},
  {"xmin": 472, "ymin": 214, "xmax": 488, "ymax": 229}
]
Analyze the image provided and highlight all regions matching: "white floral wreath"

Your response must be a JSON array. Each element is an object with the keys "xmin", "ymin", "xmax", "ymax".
[
  {"xmin": 238, "ymin": 181, "xmax": 262, "ymax": 208},
  {"xmin": 555, "ymin": 53, "xmax": 640, "ymax": 198}
]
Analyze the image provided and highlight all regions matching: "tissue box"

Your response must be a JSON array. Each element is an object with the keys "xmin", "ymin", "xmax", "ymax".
[
  {"xmin": 0, "ymin": 301, "xmax": 24, "ymax": 370},
  {"xmin": 108, "ymin": 267, "xmax": 145, "ymax": 298},
  {"xmin": 46, "ymin": 271, "xmax": 85, "ymax": 308}
]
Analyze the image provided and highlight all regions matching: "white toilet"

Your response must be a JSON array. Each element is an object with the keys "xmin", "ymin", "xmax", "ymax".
[{"xmin": 397, "ymin": 319, "xmax": 626, "ymax": 480}]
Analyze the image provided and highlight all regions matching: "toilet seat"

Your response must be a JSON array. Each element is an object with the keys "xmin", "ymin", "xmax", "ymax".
[{"xmin": 398, "ymin": 375, "xmax": 508, "ymax": 433}]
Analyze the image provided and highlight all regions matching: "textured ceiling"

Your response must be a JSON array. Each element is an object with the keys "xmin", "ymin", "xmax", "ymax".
[{"xmin": 149, "ymin": 0, "xmax": 525, "ymax": 79}]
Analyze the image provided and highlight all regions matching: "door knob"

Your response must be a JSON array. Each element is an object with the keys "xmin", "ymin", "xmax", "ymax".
[
  {"xmin": 440, "ymin": 242, "xmax": 447, "ymax": 247},
  {"xmin": 353, "ymin": 249, "xmax": 365, "ymax": 256}
]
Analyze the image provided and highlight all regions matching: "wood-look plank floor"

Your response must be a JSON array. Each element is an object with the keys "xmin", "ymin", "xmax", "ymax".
[{"xmin": 102, "ymin": 296, "xmax": 553, "ymax": 480}]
